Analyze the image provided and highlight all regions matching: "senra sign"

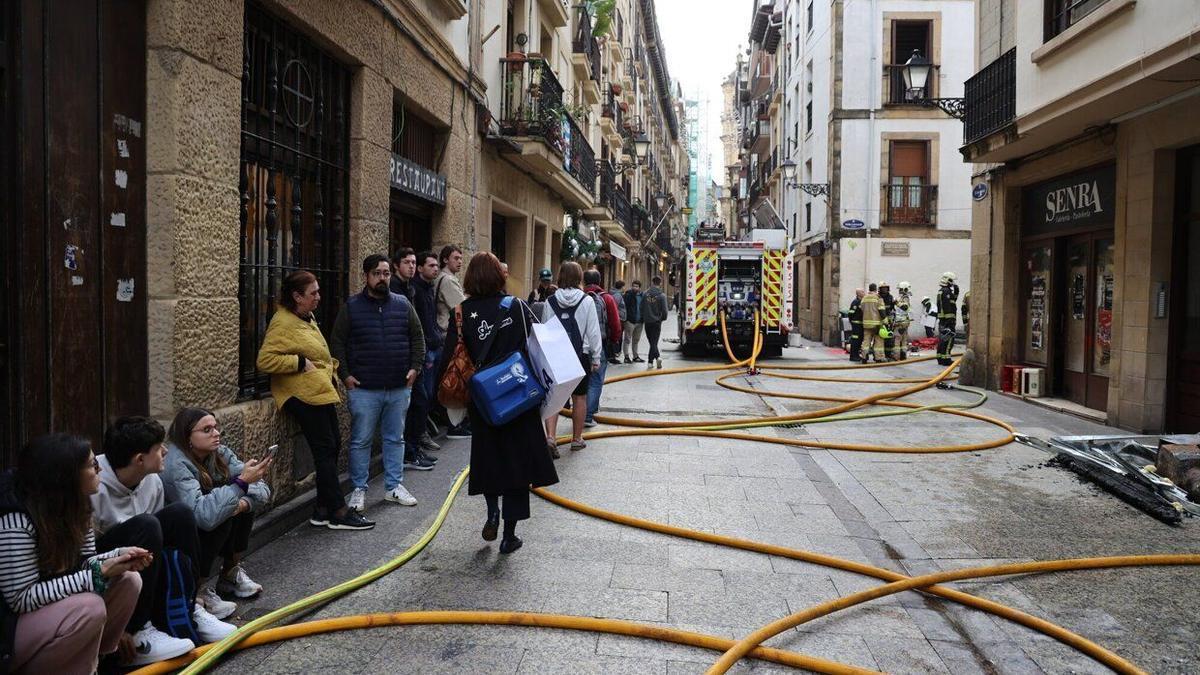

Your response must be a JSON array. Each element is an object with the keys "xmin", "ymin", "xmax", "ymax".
[
  {"xmin": 1045, "ymin": 179, "xmax": 1104, "ymax": 223},
  {"xmin": 1023, "ymin": 164, "xmax": 1115, "ymax": 236}
]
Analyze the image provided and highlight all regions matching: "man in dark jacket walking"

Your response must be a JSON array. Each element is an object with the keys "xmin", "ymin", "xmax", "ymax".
[
  {"xmin": 622, "ymin": 280, "xmax": 645, "ymax": 363},
  {"xmin": 642, "ymin": 276, "xmax": 669, "ymax": 370},
  {"xmin": 404, "ymin": 251, "xmax": 444, "ymax": 460},
  {"xmin": 332, "ymin": 254, "xmax": 427, "ymax": 514}
]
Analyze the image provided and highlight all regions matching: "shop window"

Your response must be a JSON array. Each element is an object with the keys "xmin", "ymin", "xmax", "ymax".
[
  {"xmin": 238, "ymin": 2, "xmax": 350, "ymax": 399},
  {"xmin": 886, "ymin": 141, "xmax": 933, "ymax": 225},
  {"xmin": 1045, "ymin": 0, "xmax": 1110, "ymax": 40}
]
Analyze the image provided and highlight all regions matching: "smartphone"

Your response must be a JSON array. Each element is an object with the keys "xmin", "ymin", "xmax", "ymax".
[{"xmin": 264, "ymin": 444, "xmax": 279, "ymax": 461}]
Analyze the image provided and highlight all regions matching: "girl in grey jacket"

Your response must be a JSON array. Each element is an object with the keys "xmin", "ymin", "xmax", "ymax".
[{"xmin": 164, "ymin": 408, "xmax": 272, "ymax": 618}]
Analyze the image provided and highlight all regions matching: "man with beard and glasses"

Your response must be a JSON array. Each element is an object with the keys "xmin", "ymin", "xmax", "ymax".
[{"xmin": 331, "ymin": 254, "xmax": 427, "ymax": 514}]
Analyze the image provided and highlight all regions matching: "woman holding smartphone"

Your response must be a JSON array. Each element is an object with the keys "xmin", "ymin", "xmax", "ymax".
[
  {"xmin": 163, "ymin": 408, "xmax": 271, "ymax": 620},
  {"xmin": 0, "ymin": 433, "xmax": 149, "ymax": 674}
]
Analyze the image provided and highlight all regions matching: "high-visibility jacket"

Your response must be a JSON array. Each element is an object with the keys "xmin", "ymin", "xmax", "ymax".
[
  {"xmin": 849, "ymin": 298, "xmax": 863, "ymax": 326},
  {"xmin": 860, "ymin": 293, "xmax": 884, "ymax": 328}
]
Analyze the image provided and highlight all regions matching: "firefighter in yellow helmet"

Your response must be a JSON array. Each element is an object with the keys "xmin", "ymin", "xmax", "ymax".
[{"xmin": 936, "ymin": 272, "xmax": 960, "ymax": 365}]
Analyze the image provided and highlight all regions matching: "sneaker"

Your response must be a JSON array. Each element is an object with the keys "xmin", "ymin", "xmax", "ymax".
[
  {"xmin": 608, "ymin": 357, "xmax": 622, "ymax": 365},
  {"xmin": 418, "ymin": 448, "xmax": 438, "ymax": 464},
  {"xmin": 327, "ymin": 510, "xmax": 376, "ymax": 530},
  {"xmin": 346, "ymin": 488, "xmax": 367, "ymax": 512},
  {"xmin": 623, "ymin": 356, "xmax": 632, "ymax": 364},
  {"xmin": 584, "ymin": 419, "xmax": 597, "ymax": 428},
  {"xmin": 192, "ymin": 604, "xmax": 237, "ymax": 643},
  {"xmin": 446, "ymin": 422, "xmax": 472, "ymax": 439},
  {"xmin": 217, "ymin": 565, "xmax": 262, "ymax": 599},
  {"xmin": 309, "ymin": 510, "xmax": 330, "ymax": 527},
  {"xmin": 404, "ymin": 453, "xmax": 435, "ymax": 471},
  {"xmin": 657, "ymin": 359, "xmax": 663, "ymax": 370},
  {"xmin": 419, "ymin": 432, "xmax": 441, "ymax": 452},
  {"xmin": 384, "ymin": 484, "xmax": 418, "ymax": 506},
  {"xmin": 127, "ymin": 622, "xmax": 195, "ymax": 665},
  {"xmin": 197, "ymin": 586, "xmax": 237, "ymax": 620},
  {"xmin": 632, "ymin": 356, "xmax": 644, "ymax": 362}
]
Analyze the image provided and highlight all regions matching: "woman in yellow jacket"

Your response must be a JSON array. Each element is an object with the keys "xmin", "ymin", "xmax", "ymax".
[{"xmin": 255, "ymin": 271, "xmax": 375, "ymax": 531}]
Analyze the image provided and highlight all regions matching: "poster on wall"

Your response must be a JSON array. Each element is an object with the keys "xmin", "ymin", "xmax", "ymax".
[
  {"xmin": 1096, "ymin": 272, "xmax": 1114, "ymax": 368},
  {"xmin": 1071, "ymin": 273, "xmax": 1085, "ymax": 319},
  {"xmin": 1029, "ymin": 275, "xmax": 1046, "ymax": 351}
]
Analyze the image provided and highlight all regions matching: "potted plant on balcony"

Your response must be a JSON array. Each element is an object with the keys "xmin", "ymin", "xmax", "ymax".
[{"xmin": 610, "ymin": 82, "xmax": 622, "ymax": 96}]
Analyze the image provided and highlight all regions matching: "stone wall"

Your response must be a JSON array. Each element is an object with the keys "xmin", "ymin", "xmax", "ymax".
[{"xmin": 144, "ymin": 0, "xmax": 491, "ymax": 506}]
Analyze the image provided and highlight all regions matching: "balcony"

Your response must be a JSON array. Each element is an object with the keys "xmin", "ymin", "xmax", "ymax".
[
  {"xmin": 497, "ymin": 57, "xmax": 594, "ymax": 209},
  {"xmin": 883, "ymin": 184, "xmax": 938, "ymax": 225},
  {"xmin": 537, "ymin": 0, "xmax": 569, "ymax": 28},
  {"xmin": 963, "ymin": 48, "xmax": 1016, "ymax": 145},
  {"xmin": 883, "ymin": 63, "xmax": 937, "ymax": 106},
  {"xmin": 599, "ymin": 87, "xmax": 624, "ymax": 147},
  {"xmin": 612, "ymin": 185, "xmax": 636, "ymax": 239},
  {"xmin": 750, "ymin": 117, "xmax": 771, "ymax": 153},
  {"xmin": 571, "ymin": 5, "xmax": 601, "ymax": 104}
]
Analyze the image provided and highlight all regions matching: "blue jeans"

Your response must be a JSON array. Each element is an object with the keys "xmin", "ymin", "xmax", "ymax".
[
  {"xmin": 348, "ymin": 386, "xmax": 412, "ymax": 492},
  {"xmin": 586, "ymin": 355, "xmax": 607, "ymax": 422}
]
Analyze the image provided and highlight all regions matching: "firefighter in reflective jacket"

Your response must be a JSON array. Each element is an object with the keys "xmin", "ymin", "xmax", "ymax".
[
  {"xmin": 891, "ymin": 281, "xmax": 913, "ymax": 360},
  {"xmin": 847, "ymin": 289, "xmax": 865, "ymax": 362},
  {"xmin": 936, "ymin": 272, "xmax": 959, "ymax": 365},
  {"xmin": 961, "ymin": 290, "xmax": 971, "ymax": 337},
  {"xmin": 878, "ymin": 282, "xmax": 896, "ymax": 361},
  {"xmin": 860, "ymin": 284, "xmax": 886, "ymax": 363}
]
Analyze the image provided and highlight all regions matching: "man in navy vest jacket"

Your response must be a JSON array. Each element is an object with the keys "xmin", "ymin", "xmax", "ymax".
[{"xmin": 331, "ymin": 254, "xmax": 427, "ymax": 513}]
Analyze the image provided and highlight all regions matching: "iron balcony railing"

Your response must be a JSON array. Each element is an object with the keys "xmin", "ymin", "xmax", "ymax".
[
  {"xmin": 883, "ymin": 184, "xmax": 938, "ymax": 225},
  {"xmin": 564, "ymin": 114, "xmax": 596, "ymax": 196},
  {"xmin": 572, "ymin": 5, "xmax": 601, "ymax": 83},
  {"xmin": 499, "ymin": 57, "xmax": 564, "ymax": 141},
  {"xmin": 611, "ymin": 186, "xmax": 635, "ymax": 238},
  {"xmin": 883, "ymin": 63, "xmax": 937, "ymax": 105},
  {"xmin": 601, "ymin": 87, "xmax": 623, "ymax": 129},
  {"xmin": 963, "ymin": 48, "xmax": 1016, "ymax": 144}
]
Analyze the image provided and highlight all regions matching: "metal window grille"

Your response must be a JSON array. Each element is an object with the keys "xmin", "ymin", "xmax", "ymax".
[
  {"xmin": 238, "ymin": 2, "xmax": 350, "ymax": 399},
  {"xmin": 963, "ymin": 48, "xmax": 1016, "ymax": 144}
]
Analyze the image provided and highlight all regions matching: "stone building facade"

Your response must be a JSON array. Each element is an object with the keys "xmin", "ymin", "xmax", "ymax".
[
  {"xmin": 962, "ymin": 0, "xmax": 1200, "ymax": 432},
  {"xmin": 1, "ymin": 0, "xmax": 687, "ymax": 499}
]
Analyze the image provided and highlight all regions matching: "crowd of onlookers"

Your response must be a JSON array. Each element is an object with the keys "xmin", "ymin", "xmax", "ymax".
[{"xmin": 0, "ymin": 245, "xmax": 673, "ymax": 673}]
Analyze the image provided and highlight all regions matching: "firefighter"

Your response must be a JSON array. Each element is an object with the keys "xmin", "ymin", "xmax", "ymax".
[
  {"xmin": 847, "ymin": 288, "xmax": 865, "ymax": 362},
  {"xmin": 936, "ymin": 272, "xmax": 959, "ymax": 366},
  {"xmin": 892, "ymin": 281, "xmax": 912, "ymax": 360},
  {"xmin": 860, "ymin": 284, "xmax": 886, "ymax": 363},
  {"xmin": 878, "ymin": 282, "xmax": 896, "ymax": 361},
  {"xmin": 961, "ymin": 290, "xmax": 971, "ymax": 337},
  {"xmin": 921, "ymin": 296, "xmax": 936, "ymax": 337}
]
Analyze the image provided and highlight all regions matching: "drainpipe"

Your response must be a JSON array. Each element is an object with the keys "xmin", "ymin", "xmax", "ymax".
[{"xmin": 863, "ymin": 0, "xmax": 880, "ymax": 288}]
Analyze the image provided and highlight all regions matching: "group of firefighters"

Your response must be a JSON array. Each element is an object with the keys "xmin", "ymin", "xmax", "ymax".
[{"xmin": 846, "ymin": 272, "xmax": 968, "ymax": 366}]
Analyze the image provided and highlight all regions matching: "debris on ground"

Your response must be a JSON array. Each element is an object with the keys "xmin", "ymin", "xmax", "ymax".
[{"xmin": 1015, "ymin": 434, "xmax": 1200, "ymax": 524}]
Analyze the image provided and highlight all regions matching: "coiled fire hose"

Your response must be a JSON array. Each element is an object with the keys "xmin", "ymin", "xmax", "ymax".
[{"xmin": 131, "ymin": 311, "xmax": 1199, "ymax": 675}]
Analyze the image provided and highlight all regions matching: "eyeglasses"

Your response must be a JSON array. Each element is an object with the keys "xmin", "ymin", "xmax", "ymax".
[{"xmin": 192, "ymin": 425, "xmax": 220, "ymax": 435}]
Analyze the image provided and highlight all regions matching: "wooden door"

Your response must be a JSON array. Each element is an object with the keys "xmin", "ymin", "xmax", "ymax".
[
  {"xmin": 1170, "ymin": 146, "xmax": 1200, "ymax": 431},
  {"xmin": 1057, "ymin": 234, "xmax": 1111, "ymax": 411},
  {"xmin": 3, "ymin": 0, "xmax": 147, "ymax": 455}
]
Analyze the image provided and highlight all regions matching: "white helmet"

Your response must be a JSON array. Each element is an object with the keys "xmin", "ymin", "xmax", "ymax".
[{"xmin": 897, "ymin": 281, "xmax": 911, "ymax": 291}]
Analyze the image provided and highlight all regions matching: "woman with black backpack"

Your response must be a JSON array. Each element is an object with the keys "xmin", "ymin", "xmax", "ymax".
[
  {"xmin": 540, "ymin": 261, "xmax": 603, "ymax": 454},
  {"xmin": 437, "ymin": 252, "xmax": 559, "ymax": 554}
]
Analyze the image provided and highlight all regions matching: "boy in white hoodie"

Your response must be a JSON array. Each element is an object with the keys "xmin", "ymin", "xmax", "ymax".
[{"xmin": 92, "ymin": 417, "xmax": 236, "ymax": 665}]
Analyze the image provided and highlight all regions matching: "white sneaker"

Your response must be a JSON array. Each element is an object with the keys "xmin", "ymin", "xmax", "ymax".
[
  {"xmin": 384, "ymin": 484, "xmax": 417, "ymax": 506},
  {"xmin": 216, "ymin": 565, "xmax": 262, "ymax": 599},
  {"xmin": 127, "ymin": 622, "xmax": 195, "ymax": 666},
  {"xmin": 347, "ymin": 487, "xmax": 367, "ymax": 512},
  {"xmin": 197, "ymin": 586, "xmax": 237, "ymax": 620},
  {"xmin": 192, "ymin": 603, "xmax": 237, "ymax": 643}
]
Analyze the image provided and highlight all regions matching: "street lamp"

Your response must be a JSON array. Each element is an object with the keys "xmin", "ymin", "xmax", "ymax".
[
  {"xmin": 901, "ymin": 49, "xmax": 966, "ymax": 119},
  {"xmin": 597, "ymin": 131, "xmax": 653, "ymax": 173},
  {"xmin": 780, "ymin": 158, "xmax": 829, "ymax": 198},
  {"xmin": 632, "ymin": 132, "xmax": 651, "ymax": 162},
  {"xmin": 654, "ymin": 191, "xmax": 668, "ymax": 211}
]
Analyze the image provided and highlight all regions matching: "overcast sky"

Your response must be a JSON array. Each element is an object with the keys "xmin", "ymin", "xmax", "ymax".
[{"xmin": 655, "ymin": 0, "xmax": 751, "ymax": 181}]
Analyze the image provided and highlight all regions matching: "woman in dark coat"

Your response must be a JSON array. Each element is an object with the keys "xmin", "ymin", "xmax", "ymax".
[{"xmin": 438, "ymin": 252, "xmax": 559, "ymax": 554}]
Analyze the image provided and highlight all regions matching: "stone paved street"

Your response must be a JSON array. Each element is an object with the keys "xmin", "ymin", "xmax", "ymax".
[{"xmin": 213, "ymin": 315, "xmax": 1200, "ymax": 674}]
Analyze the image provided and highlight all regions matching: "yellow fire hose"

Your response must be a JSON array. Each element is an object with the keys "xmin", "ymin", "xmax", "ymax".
[
  {"xmin": 132, "ymin": 310, "xmax": 1199, "ymax": 675},
  {"xmin": 138, "ymin": 611, "xmax": 879, "ymax": 675}
]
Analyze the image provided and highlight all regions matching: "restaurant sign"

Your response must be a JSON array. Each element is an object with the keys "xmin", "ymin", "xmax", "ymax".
[{"xmin": 390, "ymin": 154, "xmax": 447, "ymax": 206}]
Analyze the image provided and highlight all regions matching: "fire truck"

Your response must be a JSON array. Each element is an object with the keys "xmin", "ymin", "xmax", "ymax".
[{"xmin": 677, "ymin": 227, "xmax": 793, "ymax": 358}]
